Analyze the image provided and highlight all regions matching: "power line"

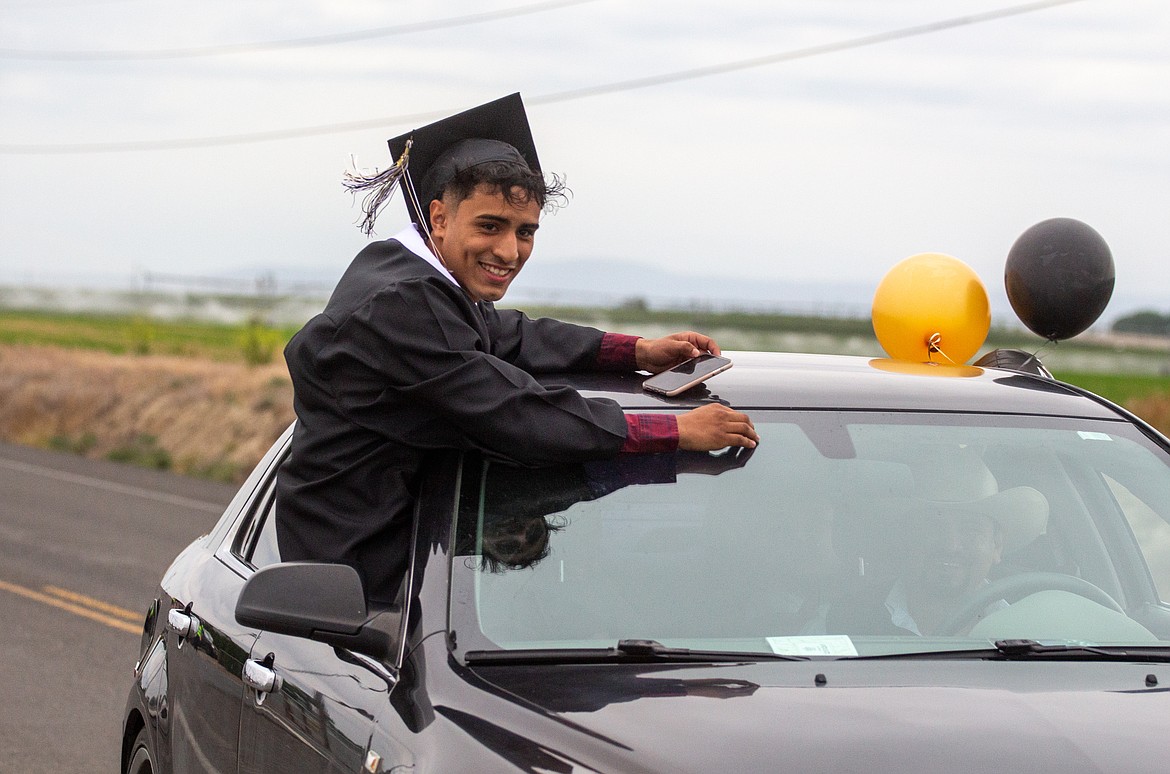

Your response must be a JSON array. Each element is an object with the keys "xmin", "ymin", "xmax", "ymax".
[
  {"xmin": 0, "ymin": 0, "xmax": 1089, "ymax": 155},
  {"xmin": 1, "ymin": 0, "xmax": 144, "ymax": 9},
  {"xmin": 0, "ymin": 0, "xmax": 599, "ymax": 60},
  {"xmin": 530, "ymin": 0, "xmax": 1088, "ymax": 104},
  {"xmin": 0, "ymin": 109, "xmax": 455, "ymax": 154}
]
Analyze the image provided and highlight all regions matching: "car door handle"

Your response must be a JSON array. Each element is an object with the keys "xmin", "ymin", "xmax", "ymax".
[
  {"xmin": 167, "ymin": 607, "xmax": 197, "ymax": 649},
  {"xmin": 243, "ymin": 656, "xmax": 283, "ymax": 704}
]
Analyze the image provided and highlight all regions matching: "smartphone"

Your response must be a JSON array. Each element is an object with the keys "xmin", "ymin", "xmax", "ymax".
[{"xmin": 642, "ymin": 354, "xmax": 733, "ymax": 396}]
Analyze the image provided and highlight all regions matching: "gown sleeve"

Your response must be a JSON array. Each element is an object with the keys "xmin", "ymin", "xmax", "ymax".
[
  {"xmin": 480, "ymin": 304, "xmax": 609, "ymax": 372},
  {"xmin": 320, "ymin": 277, "xmax": 629, "ymax": 466},
  {"xmin": 484, "ymin": 305, "xmax": 679, "ymax": 452}
]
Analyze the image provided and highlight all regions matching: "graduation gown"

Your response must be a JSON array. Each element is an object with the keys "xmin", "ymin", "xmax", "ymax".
[{"xmin": 275, "ymin": 235, "xmax": 629, "ymax": 603}]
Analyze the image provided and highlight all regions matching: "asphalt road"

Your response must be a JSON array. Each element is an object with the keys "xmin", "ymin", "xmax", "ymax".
[{"xmin": 0, "ymin": 440, "xmax": 238, "ymax": 772}]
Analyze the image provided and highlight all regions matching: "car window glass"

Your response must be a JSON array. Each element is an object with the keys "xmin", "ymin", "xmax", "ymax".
[
  {"xmin": 248, "ymin": 496, "xmax": 281, "ymax": 569},
  {"xmin": 232, "ymin": 486, "xmax": 265, "ymax": 559},
  {"xmin": 451, "ymin": 412, "xmax": 1170, "ymax": 658},
  {"xmin": 1104, "ymin": 474, "xmax": 1170, "ymax": 602},
  {"xmin": 231, "ymin": 478, "xmax": 281, "ymax": 569}
]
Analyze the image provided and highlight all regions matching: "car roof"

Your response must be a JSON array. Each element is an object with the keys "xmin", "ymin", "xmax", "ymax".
[{"xmin": 536, "ymin": 351, "xmax": 1122, "ymax": 418}]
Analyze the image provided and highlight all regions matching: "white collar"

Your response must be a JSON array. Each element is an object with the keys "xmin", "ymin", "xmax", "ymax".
[
  {"xmin": 884, "ymin": 579, "xmax": 922, "ymax": 636},
  {"xmin": 392, "ymin": 224, "xmax": 461, "ymax": 291},
  {"xmin": 884, "ymin": 578, "xmax": 1008, "ymax": 637}
]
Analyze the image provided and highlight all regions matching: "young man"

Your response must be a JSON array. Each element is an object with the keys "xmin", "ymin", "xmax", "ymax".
[{"xmin": 276, "ymin": 94, "xmax": 756, "ymax": 604}]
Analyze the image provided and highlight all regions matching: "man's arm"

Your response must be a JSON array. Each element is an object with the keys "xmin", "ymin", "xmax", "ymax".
[
  {"xmin": 620, "ymin": 404, "xmax": 758, "ymax": 453},
  {"xmin": 333, "ymin": 281, "xmax": 628, "ymax": 466},
  {"xmin": 596, "ymin": 331, "xmax": 754, "ymax": 453},
  {"xmin": 482, "ymin": 306, "xmax": 608, "ymax": 372},
  {"xmin": 485, "ymin": 308, "xmax": 718, "ymax": 375},
  {"xmin": 462, "ymin": 304, "xmax": 757, "ymax": 455},
  {"xmin": 597, "ymin": 331, "xmax": 720, "ymax": 373}
]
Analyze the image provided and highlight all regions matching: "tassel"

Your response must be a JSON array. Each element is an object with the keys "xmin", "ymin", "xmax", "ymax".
[{"xmin": 342, "ymin": 140, "xmax": 412, "ymax": 236}]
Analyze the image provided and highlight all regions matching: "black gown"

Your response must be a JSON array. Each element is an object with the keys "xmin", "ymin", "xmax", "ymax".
[{"xmin": 275, "ymin": 236, "xmax": 630, "ymax": 603}]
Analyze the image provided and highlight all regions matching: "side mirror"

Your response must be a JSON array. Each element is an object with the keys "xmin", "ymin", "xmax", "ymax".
[{"xmin": 235, "ymin": 562, "xmax": 399, "ymax": 661}]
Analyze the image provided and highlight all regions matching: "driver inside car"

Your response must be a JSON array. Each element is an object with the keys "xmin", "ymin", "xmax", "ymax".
[
  {"xmin": 825, "ymin": 448, "xmax": 1049, "ymax": 637},
  {"xmin": 890, "ymin": 503, "xmax": 1012, "ymax": 635}
]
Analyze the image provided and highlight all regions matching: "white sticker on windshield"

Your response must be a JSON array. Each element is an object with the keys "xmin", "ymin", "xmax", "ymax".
[
  {"xmin": 1077, "ymin": 431, "xmax": 1113, "ymax": 441},
  {"xmin": 766, "ymin": 635, "xmax": 858, "ymax": 657}
]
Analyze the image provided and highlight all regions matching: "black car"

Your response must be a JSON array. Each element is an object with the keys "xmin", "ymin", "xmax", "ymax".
[{"xmin": 123, "ymin": 351, "xmax": 1170, "ymax": 773}]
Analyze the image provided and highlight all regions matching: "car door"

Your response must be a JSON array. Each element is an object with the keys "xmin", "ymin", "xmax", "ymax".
[
  {"xmin": 232, "ymin": 483, "xmax": 398, "ymax": 774},
  {"xmin": 164, "ymin": 550, "xmax": 258, "ymax": 774},
  {"xmin": 162, "ymin": 432, "xmax": 289, "ymax": 774}
]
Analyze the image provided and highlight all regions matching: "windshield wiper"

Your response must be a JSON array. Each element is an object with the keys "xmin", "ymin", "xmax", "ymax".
[
  {"xmin": 992, "ymin": 639, "xmax": 1170, "ymax": 662},
  {"xmin": 464, "ymin": 638, "xmax": 808, "ymax": 665},
  {"xmin": 850, "ymin": 639, "xmax": 1170, "ymax": 662},
  {"xmin": 616, "ymin": 638, "xmax": 808, "ymax": 661}
]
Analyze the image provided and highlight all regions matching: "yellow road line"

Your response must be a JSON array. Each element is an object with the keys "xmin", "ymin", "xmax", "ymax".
[
  {"xmin": 42, "ymin": 584, "xmax": 141, "ymax": 621},
  {"xmin": 0, "ymin": 579, "xmax": 141, "ymax": 635}
]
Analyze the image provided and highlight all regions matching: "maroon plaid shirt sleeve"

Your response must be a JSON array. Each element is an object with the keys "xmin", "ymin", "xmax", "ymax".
[
  {"xmin": 597, "ymin": 332, "xmax": 640, "ymax": 371},
  {"xmin": 620, "ymin": 413, "xmax": 679, "ymax": 454}
]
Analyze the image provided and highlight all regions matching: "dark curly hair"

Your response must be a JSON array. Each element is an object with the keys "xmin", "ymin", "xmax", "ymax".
[
  {"xmin": 476, "ymin": 513, "xmax": 567, "ymax": 573},
  {"xmin": 437, "ymin": 161, "xmax": 569, "ymax": 222}
]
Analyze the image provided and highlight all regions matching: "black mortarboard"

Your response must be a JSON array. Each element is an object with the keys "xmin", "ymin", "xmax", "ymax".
[{"xmin": 344, "ymin": 93, "xmax": 540, "ymax": 235}]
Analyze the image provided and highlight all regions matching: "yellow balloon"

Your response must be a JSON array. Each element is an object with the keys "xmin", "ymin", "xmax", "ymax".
[{"xmin": 871, "ymin": 253, "xmax": 990, "ymax": 364}]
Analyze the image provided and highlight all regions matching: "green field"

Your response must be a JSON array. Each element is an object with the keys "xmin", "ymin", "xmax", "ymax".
[
  {"xmin": 0, "ymin": 309, "xmax": 298, "ymax": 364},
  {"xmin": 2, "ymin": 308, "xmax": 1169, "ymax": 407},
  {"xmin": 1050, "ymin": 371, "xmax": 1170, "ymax": 405}
]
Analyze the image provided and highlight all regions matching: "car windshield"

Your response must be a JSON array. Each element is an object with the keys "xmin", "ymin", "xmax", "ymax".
[{"xmin": 449, "ymin": 411, "xmax": 1170, "ymax": 658}]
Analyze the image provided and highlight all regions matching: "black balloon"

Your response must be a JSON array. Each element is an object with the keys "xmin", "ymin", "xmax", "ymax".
[{"xmin": 1005, "ymin": 218, "xmax": 1114, "ymax": 341}]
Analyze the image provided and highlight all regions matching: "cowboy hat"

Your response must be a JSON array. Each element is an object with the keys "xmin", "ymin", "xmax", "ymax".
[{"xmin": 905, "ymin": 446, "xmax": 1048, "ymax": 553}]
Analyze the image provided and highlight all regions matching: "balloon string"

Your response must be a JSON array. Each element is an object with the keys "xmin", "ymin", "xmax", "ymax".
[
  {"xmin": 926, "ymin": 332, "xmax": 957, "ymax": 365},
  {"xmin": 1023, "ymin": 339, "xmax": 1056, "ymax": 376}
]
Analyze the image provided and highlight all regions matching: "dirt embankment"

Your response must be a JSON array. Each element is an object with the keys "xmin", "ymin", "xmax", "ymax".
[
  {"xmin": 1126, "ymin": 394, "xmax": 1170, "ymax": 436},
  {"xmin": 5, "ymin": 342, "xmax": 1170, "ymax": 485},
  {"xmin": 0, "ymin": 345, "xmax": 295, "ymax": 483}
]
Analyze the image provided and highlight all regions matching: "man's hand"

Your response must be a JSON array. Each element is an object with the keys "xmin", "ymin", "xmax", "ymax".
[
  {"xmin": 636, "ymin": 332, "xmax": 721, "ymax": 373},
  {"xmin": 676, "ymin": 404, "xmax": 758, "ymax": 451}
]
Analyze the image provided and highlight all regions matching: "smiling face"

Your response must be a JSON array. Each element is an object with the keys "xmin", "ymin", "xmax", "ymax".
[
  {"xmin": 914, "ymin": 511, "xmax": 1004, "ymax": 599},
  {"xmin": 427, "ymin": 184, "xmax": 541, "ymax": 303}
]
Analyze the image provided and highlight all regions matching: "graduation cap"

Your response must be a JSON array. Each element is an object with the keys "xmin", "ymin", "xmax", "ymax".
[{"xmin": 344, "ymin": 93, "xmax": 541, "ymax": 235}]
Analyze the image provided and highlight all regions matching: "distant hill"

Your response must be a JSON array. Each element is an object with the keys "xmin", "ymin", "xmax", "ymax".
[
  {"xmin": 7, "ymin": 254, "xmax": 1163, "ymax": 330},
  {"xmin": 510, "ymin": 258, "xmax": 1160, "ymax": 331},
  {"xmin": 510, "ymin": 258, "xmax": 876, "ymax": 319}
]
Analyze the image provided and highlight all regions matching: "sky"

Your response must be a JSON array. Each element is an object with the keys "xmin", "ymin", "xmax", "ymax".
[{"xmin": 1, "ymin": 0, "xmax": 1168, "ymax": 323}]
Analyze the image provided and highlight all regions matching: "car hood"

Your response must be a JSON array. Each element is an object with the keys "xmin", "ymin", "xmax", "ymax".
[{"xmin": 472, "ymin": 659, "xmax": 1169, "ymax": 773}]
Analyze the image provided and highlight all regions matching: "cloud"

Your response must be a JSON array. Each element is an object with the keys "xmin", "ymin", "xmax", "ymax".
[{"xmin": 1, "ymin": 0, "xmax": 1167, "ymax": 318}]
